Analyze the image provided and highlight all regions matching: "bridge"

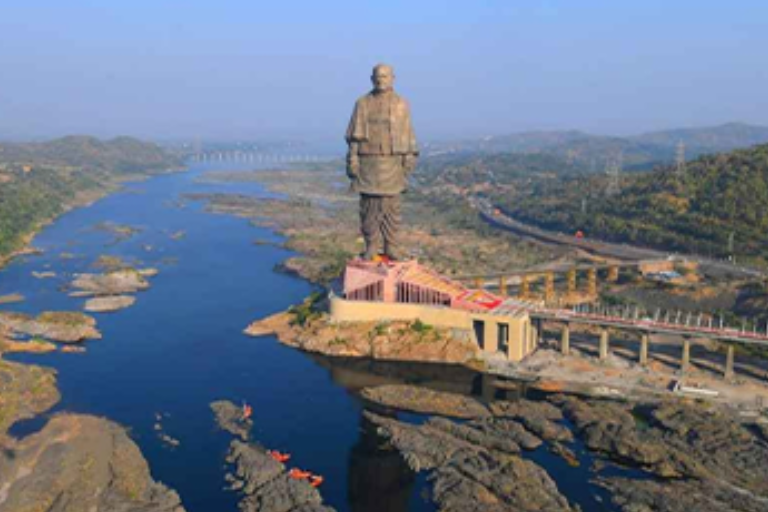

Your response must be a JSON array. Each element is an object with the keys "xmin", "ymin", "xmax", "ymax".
[
  {"xmin": 189, "ymin": 151, "xmax": 333, "ymax": 164},
  {"xmin": 520, "ymin": 301, "xmax": 768, "ymax": 381},
  {"xmin": 454, "ymin": 258, "xmax": 680, "ymax": 309}
]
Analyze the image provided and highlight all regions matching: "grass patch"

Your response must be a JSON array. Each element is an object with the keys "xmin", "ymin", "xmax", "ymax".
[{"xmin": 288, "ymin": 291, "xmax": 324, "ymax": 327}]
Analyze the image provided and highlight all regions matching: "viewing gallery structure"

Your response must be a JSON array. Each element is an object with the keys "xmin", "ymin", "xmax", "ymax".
[{"xmin": 330, "ymin": 259, "xmax": 539, "ymax": 362}]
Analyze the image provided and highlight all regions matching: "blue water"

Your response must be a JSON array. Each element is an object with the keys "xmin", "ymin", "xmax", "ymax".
[{"xmin": 0, "ymin": 162, "xmax": 630, "ymax": 512}]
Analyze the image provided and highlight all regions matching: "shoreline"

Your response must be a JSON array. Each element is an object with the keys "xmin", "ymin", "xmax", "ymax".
[{"xmin": 0, "ymin": 167, "xmax": 185, "ymax": 275}]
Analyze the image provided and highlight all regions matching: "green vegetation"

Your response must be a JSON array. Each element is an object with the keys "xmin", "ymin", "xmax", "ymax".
[
  {"xmin": 410, "ymin": 319, "xmax": 433, "ymax": 334},
  {"xmin": 498, "ymin": 143, "xmax": 768, "ymax": 262},
  {"xmin": 0, "ymin": 136, "xmax": 180, "ymax": 262},
  {"xmin": 328, "ymin": 337, "xmax": 349, "ymax": 347},
  {"xmin": 287, "ymin": 291, "xmax": 324, "ymax": 327}
]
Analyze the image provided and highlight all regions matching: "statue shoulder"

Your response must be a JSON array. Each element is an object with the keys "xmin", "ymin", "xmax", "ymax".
[
  {"xmin": 356, "ymin": 92, "xmax": 375, "ymax": 106},
  {"xmin": 392, "ymin": 93, "xmax": 411, "ymax": 110}
]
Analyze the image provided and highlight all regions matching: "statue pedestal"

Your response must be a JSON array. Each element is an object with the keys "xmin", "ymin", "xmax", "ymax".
[
  {"xmin": 333, "ymin": 258, "xmax": 538, "ymax": 363},
  {"xmin": 341, "ymin": 258, "xmax": 503, "ymax": 310}
]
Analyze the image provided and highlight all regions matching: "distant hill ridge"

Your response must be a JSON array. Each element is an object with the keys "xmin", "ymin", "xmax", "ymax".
[
  {"xmin": 0, "ymin": 135, "xmax": 181, "ymax": 259},
  {"xmin": 0, "ymin": 135, "xmax": 180, "ymax": 173},
  {"xmin": 499, "ymin": 142, "xmax": 768, "ymax": 261},
  {"xmin": 426, "ymin": 122, "xmax": 768, "ymax": 171}
]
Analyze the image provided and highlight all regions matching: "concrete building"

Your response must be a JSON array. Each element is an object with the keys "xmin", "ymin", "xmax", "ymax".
[{"xmin": 330, "ymin": 259, "xmax": 538, "ymax": 362}]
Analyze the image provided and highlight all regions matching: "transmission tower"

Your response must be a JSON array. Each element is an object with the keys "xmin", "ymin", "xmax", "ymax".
[
  {"xmin": 605, "ymin": 152, "xmax": 623, "ymax": 197},
  {"xmin": 675, "ymin": 140, "xmax": 686, "ymax": 180}
]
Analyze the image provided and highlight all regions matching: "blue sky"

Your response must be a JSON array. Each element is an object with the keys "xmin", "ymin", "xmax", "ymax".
[{"xmin": 0, "ymin": 1, "xmax": 766, "ymax": 142}]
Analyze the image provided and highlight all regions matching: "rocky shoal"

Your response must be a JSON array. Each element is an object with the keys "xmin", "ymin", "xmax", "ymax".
[
  {"xmin": 0, "ymin": 311, "xmax": 101, "ymax": 343},
  {"xmin": 0, "ymin": 357, "xmax": 186, "ymax": 512},
  {"xmin": 245, "ymin": 310, "xmax": 480, "ymax": 367},
  {"xmin": 211, "ymin": 400, "xmax": 337, "ymax": 512},
  {"xmin": 360, "ymin": 383, "xmax": 768, "ymax": 512},
  {"xmin": 70, "ymin": 267, "xmax": 158, "ymax": 297}
]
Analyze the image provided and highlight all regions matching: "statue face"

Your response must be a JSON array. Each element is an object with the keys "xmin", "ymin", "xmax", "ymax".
[{"xmin": 372, "ymin": 66, "xmax": 394, "ymax": 93}]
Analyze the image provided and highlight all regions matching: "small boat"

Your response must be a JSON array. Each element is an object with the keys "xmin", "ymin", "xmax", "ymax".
[
  {"xmin": 268, "ymin": 450, "xmax": 291, "ymax": 463},
  {"xmin": 289, "ymin": 468, "xmax": 311, "ymax": 480}
]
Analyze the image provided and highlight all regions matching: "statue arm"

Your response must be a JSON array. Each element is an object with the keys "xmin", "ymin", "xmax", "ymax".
[
  {"xmin": 345, "ymin": 98, "xmax": 366, "ymax": 180},
  {"xmin": 346, "ymin": 142, "xmax": 360, "ymax": 179}
]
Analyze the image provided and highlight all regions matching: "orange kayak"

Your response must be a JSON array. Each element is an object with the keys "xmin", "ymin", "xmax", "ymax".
[
  {"xmin": 289, "ymin": 468, "xmax": 311, "ymax": 480},
  {"xmin": 268, "ymin": 450, "xmax": 291, "ymax": 463}
]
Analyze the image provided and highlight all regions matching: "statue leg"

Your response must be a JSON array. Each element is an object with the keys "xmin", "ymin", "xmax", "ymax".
[
  {"xmin": 382, "ymin": 195, "xmax": 403, "ymax": 260},
  {"xmin": 360, "ymin": 194, "xmax": 383, "ymax": 260}
]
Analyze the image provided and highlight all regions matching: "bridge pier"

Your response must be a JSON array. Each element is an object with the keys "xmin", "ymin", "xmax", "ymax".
[
  {"xmin": 607, "ymin": 265, "xmax": 619, "ymax": 283},
  {"xmin": 561, "ymin": 323, "xmax": 570, "ymax": 356},
  {"xmin": 499, "ymin": 276, "xmax": 507, "ymax": 296},
  {"xmin": 724, "ymin": 345, "xmax": 735, "ymax": 381},
  {"xmin": 545, "ymin": 272, "xmax": 555, "ymax": 304},
  {"xmin": 639, "ymin": 333, "xmax": 649, "ymax": 366},
  {"xmin": 588, "ymin": 268, "xmax": 597, "ymax": 296},
  {"xmin": 567, "ymin": 268, "xmax": 576, "ymax": 295},
  {"xmin": 599, "ymin": 328, "xmax": 609, "ymax": 361},
  {"xmin": 681, "ymin": 338, "xmax": 691, "ymax": 374},
  {"xmin": 519, "ymin": 275, "xmax": 530, "ymax": 299}
]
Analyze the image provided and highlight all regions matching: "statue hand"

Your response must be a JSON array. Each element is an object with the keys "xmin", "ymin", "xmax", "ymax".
[
  {"xmin": 402, "ymin": 155, "xmax": 417, "ymax": 175},
  {"xmin": 346, "ymin": 159, "xmax": 360, "ymax": 180}
]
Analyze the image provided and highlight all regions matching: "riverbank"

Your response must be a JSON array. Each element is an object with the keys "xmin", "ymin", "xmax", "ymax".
[
  {"xmin": 0, "ymin": 353, "xmax": 186, "ymax": 511},
  {"xmin": 245, "ymin": 303, "xmax": 482, "ymax": 368},
  {"xmin": 190, "ymin": 165, "xmax": 556, "ymax": 283},
  {"xmin": 0, "ymin": 168, "xmax": 183, "ymax": 274}
]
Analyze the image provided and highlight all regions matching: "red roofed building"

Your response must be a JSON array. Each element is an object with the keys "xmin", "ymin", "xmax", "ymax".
[{"xmin": 332, "ymin": 259, "xmax": 539, "ymax": 361}]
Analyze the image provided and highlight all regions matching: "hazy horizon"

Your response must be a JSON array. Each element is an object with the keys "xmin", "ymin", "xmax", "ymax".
[{"xmin": 1, "ymin": 1, "xmax": 766, "ymax": 142}]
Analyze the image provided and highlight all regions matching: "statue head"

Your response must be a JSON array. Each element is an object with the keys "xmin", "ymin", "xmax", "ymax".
[{"xmin": 371, "ymin": 64, "xmax": 395, "ymax": 93}]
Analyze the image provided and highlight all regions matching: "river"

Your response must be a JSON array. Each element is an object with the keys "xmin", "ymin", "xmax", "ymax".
[{"xmin": 0, "ymin": 162, "xmax": 619, "ymax": 512}]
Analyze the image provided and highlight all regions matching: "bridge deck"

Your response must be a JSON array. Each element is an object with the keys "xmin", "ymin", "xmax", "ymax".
[{"xmin": 531, "ymin": 309, "xmax": 768, "ymax": 346}]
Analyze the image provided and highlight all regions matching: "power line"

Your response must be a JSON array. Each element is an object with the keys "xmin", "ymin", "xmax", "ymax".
[{"xmin": 605, "ymin": 152, "xmax": 623, "ymax": 197}]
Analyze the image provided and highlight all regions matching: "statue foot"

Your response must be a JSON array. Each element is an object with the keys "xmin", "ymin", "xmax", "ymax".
[{"xmin": 385, "ymin": 250, "xmax": 407, "ymax": 262}]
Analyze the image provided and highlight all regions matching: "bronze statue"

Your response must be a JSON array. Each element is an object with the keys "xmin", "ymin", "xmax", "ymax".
[{"xmin": 346, "ymin": 64, "xmax": 418, "ymax": 261}]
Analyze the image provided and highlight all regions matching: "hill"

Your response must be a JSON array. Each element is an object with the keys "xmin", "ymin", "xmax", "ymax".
[
  {"xmin": 0, "ymin": 136, "xmax": 180, "ymax": 174},
  {"xmin": 632, "ymin": 122, "xmax": 768, "ymax": 154},
  {"xmin": 496, "ymin": 143, "xmax": 768, "ymax": 262},
  {"xmin": 424, "ymin": 122, "xmax": 768, "ymax": 173},
  {"xmin": 0, "ymin": 136, "xmax": 182, "ymax": 261}
]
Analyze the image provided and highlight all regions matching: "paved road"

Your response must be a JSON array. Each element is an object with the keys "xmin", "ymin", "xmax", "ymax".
[{"xmin": 477, "ymin": 200, "xmax": 766, "ymax": 280}]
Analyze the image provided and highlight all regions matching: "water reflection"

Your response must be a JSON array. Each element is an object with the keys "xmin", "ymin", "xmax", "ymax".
[
  {"xmin": 348, "ymin": 414, "xmax": 417, "ymax": 512},
  {"xmin": 307, "ymin": 353, "xmax": 532, "ymax": 403}
]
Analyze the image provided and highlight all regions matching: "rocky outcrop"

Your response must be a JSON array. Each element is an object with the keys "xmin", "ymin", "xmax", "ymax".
[
  {"xmin": 490, "ymin": 399, "xmax": 574, "ymax": 443},
  {"xmin": 1, "ymin": 357, "xmax": 185, "ymax": 512},
  {"xmin": 246, "ymin": 311, "xmax": 479, "ymax": 366},
  {"xmin": 365, "ymin": 411, "xmax": 574, "ymax": 511},
  {"xmin": 551, "ymin": 395, "xmax": 768, "ymax": 508},
  {"xmin": 361, "ymin": 385, "xmax": 490, "ymax": 419},
  {"xmin": 0, "ymin": 311, "xmax": 101, "ymax": 343},
  {"xmin": 227, "ymin": 442, "xmax": 334, "ymax": 512},
  {"xmin": 0, "ymin": 414, "xmax": 185, "ymax": 512},
  {"xmin": 0, "ymin": 358, "xmax": 59, "ymax": 437},
  {"xmin": 84, "ymin": 295, "xmax": 137, "ymax": 313},
  {"xmin": 554, "ymin": 395, "xmax": 705, "ymax": 478},
  {"xmin": 210, "ymin": 400, "xmax": 252, "ymax": 441},
  {"xmin": 211, "ymin": 400, "xmax": 336, "ymax": 512},
  {"xmin": 0, "ymin": 294, "xmax": 24, "ymax": 305},
  {"xmin": 70, "ymin": 268, "xmax": 155, "ymax": 297},
  {"xmin": 597, "ymin": 476, "xmax": 768, "ymax": 512}
]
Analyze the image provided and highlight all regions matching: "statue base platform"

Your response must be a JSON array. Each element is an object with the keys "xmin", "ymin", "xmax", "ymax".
[{"xmin": 341, "ymin": 257, "xmax": 509, "ymax": 311}]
